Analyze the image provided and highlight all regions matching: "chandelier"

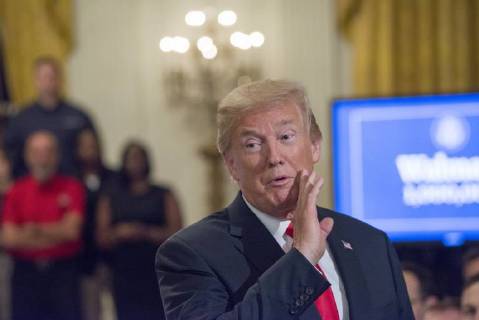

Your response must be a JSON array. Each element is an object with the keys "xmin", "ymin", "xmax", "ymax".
[
  {"xmin": 159, "ymin": 9, "xmax": 265, "ymax": 59},
  {"xmin": 158, "ymin": 8, "xmax": 264, "ymax": 211}
]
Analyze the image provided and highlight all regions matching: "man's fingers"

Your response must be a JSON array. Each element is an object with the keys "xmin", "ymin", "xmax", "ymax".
[
  {"xmin": 297, "ymin": 169, "xmax": 310, "ymax": 206},
  {"xmin": 305, "ymin": 175, "xmax": 323, "ymax": 208},
  {"xmin": 300, "ymin": 169, "xmax": 309, "ymax": 194},
  {"xmin": 307, "ymin": 171, "xmax": 316, "ymax": 185},
  {"xmin": 311, "ymin": 176, "xmax": 323, "ymax": 197},
  {"xmin": 294, "ymin": 170, "xmax": 323, "ymax": 222},
  {"xmin": 298, "ymin": 169, "xmax": 307, "ymax": 196},
  {"xmin": 292, "ymin": 171, "xmax": 330, "ymax": 263}
]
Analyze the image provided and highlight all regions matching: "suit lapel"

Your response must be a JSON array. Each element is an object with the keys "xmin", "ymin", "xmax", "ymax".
[
  {"xmin": 319, "ymin": 208, "xmax": 372, "ymax": 319},
  {"xmin": 227, "ymin": 193, "xmax": 285, "ymax": 274},
  {"xmin": 227, "ymin": 195, "xmax": 370, "ymax": 319},
  {"xmin": 227, "ymin": 194, "xmax": 321, "ymax": 320}
]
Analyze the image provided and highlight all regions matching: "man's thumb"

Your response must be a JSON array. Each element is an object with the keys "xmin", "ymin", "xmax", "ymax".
[{"xmin": 319, "ymin": 217, "xmax": 334, "ymax": 236}]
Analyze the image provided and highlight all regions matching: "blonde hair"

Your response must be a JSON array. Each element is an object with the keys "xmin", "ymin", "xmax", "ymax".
[{"xmin": 217, "ymin": 79, "xmax": 322, "ymax": 154}]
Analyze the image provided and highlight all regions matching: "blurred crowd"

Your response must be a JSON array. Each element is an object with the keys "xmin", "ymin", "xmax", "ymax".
[
  {"xmin": 402, "ymin": 247, "xmax": 479, "ymax": 320},
  {"xmin": 0, "ymin": 56, "xmax": 478, "ymax": 320},
  {"xmin": 0, "ymin": 57, "xmax": 183, "ymax": 320}
]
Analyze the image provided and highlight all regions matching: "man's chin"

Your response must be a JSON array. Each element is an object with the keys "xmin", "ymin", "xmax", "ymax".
[
  {"xmin": 268, "ymin": 193, "xmax": 297, "ymax": 217},
  {"xmin": 32, "ymin": 169, "xmax": 55, "ymax": 183}
]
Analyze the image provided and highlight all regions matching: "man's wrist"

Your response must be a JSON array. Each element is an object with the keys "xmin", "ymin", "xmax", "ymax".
[{"xmin": 294, "ymin": 244, "xmax": 320, "ymax": 265}]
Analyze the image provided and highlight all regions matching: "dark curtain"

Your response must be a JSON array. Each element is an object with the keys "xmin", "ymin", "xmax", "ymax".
[{"xmin": 0, "ymin": 37, "xmax": 9, "ymax": 102}]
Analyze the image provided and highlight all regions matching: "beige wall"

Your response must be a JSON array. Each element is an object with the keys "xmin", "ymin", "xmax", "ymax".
[{"xmin": 68, "ymin": 0, "xmax": 349, "ymax": 225}]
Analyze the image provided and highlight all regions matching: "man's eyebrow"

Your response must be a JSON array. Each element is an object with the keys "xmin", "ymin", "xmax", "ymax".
[
  {"xmin": 239, "ymin": 129, "xmax": 262, "ymax": 138},
  {"xmin": 238, "ymin": 119, "xmax": 296, "ymax": 137},
  {"xmin": 276, "ymin": 119, "xmax": 295, "ymax": 127}
]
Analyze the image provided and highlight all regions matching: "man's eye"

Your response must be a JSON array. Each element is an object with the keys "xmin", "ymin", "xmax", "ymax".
[
  {"xmin": 245, "ymin": 141, "xmax": 261, "ymax": 150},
  {"xmin": 280, "ymin": 133, "xmax": 295, "ymax": 142},
  {"xmin": 462, "ymin": 306, "xmax": 477, "ymax": 316}
]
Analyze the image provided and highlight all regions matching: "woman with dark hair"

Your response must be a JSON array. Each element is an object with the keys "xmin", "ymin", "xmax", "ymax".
[
  {"xmin": 75, "ymin": 129, "xmax": 115, "ymax": 270},
  {"xmin": 75, "ymin": 128, "xmax": 115, "ymax": 320},
  {"xmin": 96, "ymin": 141, "xmax": 182, "ymax": 320}
]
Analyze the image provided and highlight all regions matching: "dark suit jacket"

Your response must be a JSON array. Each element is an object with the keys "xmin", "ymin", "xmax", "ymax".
[{"xmin": 156, "ymin": 194, "xmax": 413, "ymax": 320}]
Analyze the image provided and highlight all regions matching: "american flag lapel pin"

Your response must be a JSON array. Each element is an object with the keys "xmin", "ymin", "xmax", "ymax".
[{"xmin": 341, "ymin": 240, "xmax": 353, "ymax": 250}]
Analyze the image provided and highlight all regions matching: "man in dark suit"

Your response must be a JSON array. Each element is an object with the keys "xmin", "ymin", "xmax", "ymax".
[
  {"xmin": 5, "ymin": 56, "xmax": 96, "ymax": 178},
  {"xmin": 156, "ymin": 80, "xmax": 413, "ymax": 319}
]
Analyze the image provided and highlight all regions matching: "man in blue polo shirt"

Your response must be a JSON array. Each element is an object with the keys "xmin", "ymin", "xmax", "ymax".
[{"xmin": 4, "ymin": 56, "xmax": 96, "ymax": 178}]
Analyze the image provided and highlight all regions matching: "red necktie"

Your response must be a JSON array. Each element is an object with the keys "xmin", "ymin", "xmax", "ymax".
[{"xmin": 285, "ymin": 223, "xmax": 340, "ymax": 320}]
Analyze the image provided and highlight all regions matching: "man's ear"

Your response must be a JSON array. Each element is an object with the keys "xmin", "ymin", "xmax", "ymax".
[
  {"xmin": 311, "ymin": 138, "xmax": 321, "ymax": 163},
  {"xmin": 224, "ymin": 152, "xmax": 239, "ymax": 182}
]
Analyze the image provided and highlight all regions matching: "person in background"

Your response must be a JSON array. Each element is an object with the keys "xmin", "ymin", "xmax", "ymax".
[
  {"xmin": 423, "ymin": 298, "xmax": 461, "ymax": 320},
  {"xmin": 0, "ymin": 149, "xmax": 12, "ymax": 320},
  {"xmin": 4, "ymin": 56, "xmax": 96, "ymax": 178},
  {"xmin": 461, "ymin": 274, "xmax": 479, "ymax": 320},
  {"xmin": 1, "ymin": 131, "xmax": 85, "ymax": 320},
  {"xmin": 75, "ymin": 128, "xmax": 115, "ymax": 320},
  {"xmin": 96, "ymin": 141, "xmax": 182, "ymax": 320},
  {"xmin": 402, "ymin": 262, "xmax": 438, "ymax": 320},
  {"xmin": 463, "ymin": 246, "xmax": 479, "ymax": 282},
  {"xmin": 0, "ymin": 149, "xmax": 12, "ymax": 210}
]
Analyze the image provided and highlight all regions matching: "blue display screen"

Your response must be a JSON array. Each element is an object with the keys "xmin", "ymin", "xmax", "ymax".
[{"xmin": 332, "ymin": 93, "xmax": 479, "ymax": 245}]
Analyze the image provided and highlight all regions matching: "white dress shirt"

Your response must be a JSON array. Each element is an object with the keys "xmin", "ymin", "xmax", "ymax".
[{"xmin": 243, "ymin": 196, "xmax": 350, "ymax": 320}]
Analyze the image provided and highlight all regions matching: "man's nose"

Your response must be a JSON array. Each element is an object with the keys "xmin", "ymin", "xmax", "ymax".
[{"xmin": 266, "ymin": 141, "xmax": 284, "ymax": 167}]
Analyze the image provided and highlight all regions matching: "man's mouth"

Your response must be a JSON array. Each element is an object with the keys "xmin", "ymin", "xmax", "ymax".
[{"xmin": 267, "ymin": 176, "xmax": 293, "ymax": 187}]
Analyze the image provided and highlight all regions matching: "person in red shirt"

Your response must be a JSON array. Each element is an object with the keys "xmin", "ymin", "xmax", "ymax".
[
  {"xmin": 1, "ymin": 130, "xmax": 85, "ymax": 320},
  {"xmin": 0, "ymin": 148, "xmax": 13, "ymax": 320}
]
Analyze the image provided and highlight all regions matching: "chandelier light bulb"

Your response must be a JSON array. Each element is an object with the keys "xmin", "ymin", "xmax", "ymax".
[
  {"xmin": 159, "ymin": 37, "xmax": 173, "ymax": 52},
  {"xmin": 230, "ymin": 32, "xmax": 251, "ymax": 50},
  {"xmin": 250, "ymin": 31, "xmax": 265, "ymax": 47},
  {"xmin": 230, "ymin": 32, "xmax": 243, "ymax": 47},
  {"xmin": 185, "ymin": 10, "xmax": 206, "ymax": 26},
  {"xmin": 202, "ymin": 45, "xmax": 218, "ymax": 60},
  {"xmin": 218, "ymin": 10, "xmax": 237, "ymax": 26},
  {"xmin": 197, "ymin": 36, "xmax": 214, "ymax": 52},
  {"xmin": 173, "ymin": 36, "xmax": 190, "ymax": 53}
]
